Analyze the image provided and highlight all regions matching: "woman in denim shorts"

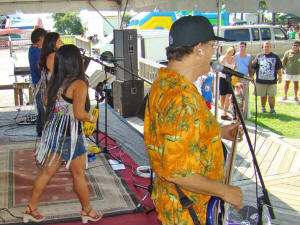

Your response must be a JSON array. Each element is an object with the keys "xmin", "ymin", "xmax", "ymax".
[{"xmin": 24, "ymin": 45, "xmax": 102, "ymax": 224}]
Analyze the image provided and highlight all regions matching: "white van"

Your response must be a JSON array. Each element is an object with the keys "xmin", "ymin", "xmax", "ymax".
[
  {"xmin": 92, "ymin": 29, "xmax": 169, "ymax": 63},
  {"xmin": 216, "ymin": 25, "xmax": 293, "ymax": 57}
]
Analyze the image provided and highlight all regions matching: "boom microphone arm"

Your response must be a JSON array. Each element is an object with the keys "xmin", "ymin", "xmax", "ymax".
[{"xmin": 211, "ymin": 61, "xmax": 253, "ymax": 81}]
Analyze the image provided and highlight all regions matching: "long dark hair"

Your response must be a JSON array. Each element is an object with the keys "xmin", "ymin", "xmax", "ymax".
[
  {"xmin": 39, "ymin": 32, "xmax": 60, "ymax": 72},
  {"xmin": 44, "ymin": 44, "xmax": 90, "ymax": 124}
]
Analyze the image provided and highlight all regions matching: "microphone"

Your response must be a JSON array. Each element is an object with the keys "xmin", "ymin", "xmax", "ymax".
[
  {"xmin": 210, "ymin": 61, "xmax": 252, "ymax": 81},
  {"xmin": 100, "ymin": 51, "xmax": 124, "ymax": 63}
]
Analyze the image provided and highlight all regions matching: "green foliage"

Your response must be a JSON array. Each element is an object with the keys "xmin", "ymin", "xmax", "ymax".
[
  {"xmin": 122, "ymin": 13, "xmax": 131, "ymax": 27},
  {"xmin": 52, "ymin": 13, "xmax": 84, "ymax": 35},
  {"xmin": 265, "ymin": 14, "xmax": 287, "ymax": 25},
  {"xmin": 259, "ymin": 0, "xmax": 267, "ymax": 12}
]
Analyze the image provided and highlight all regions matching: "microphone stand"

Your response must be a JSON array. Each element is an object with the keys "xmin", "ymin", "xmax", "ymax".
[
  {"xmin": 224, "ymin": 74, "xmax": 275, "ymax": 224},
  {"xmin": 87, "ymin": 57, "xmax": 120, "ymax": 162},
  {"xmin": 102, "ymin": 58, "xmax": 155, "ymax": 213}
]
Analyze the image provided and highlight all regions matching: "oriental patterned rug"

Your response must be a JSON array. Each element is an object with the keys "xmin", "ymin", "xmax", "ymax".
[{"xmin": 0, "ymin": 141, "xmax": 140, "ymax": 225}]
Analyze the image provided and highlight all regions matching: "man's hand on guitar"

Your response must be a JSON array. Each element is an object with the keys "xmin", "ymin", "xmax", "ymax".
[
  {"xmin": 223, "ymin": 185, "xmax": 243, "ymax": 210},
  {"xmin": 220, "ymin": 121, "xmax": 241, "ymax": 141}
]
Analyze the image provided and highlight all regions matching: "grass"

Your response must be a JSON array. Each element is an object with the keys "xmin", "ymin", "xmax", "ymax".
[{"xmin": 247, "ymin": 81, "xmax": 300, "ymax": 139}]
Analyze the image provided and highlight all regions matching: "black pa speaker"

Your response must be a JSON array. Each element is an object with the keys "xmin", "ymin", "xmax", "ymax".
[
  {"xmin": 113, "ymin": 29, "xmax": 138, "ymax": 81},
  {"xmin": 112, "ymin": 80, "xmax": 144, "ymax": 118}
]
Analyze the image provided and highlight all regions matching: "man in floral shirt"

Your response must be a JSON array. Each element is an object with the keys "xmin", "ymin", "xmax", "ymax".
[{"xmin": 144, "ymin": 16, "xmax": 243, "ymax": 225}]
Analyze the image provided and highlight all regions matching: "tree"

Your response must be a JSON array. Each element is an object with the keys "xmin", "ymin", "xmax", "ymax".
[
  {"xmin": 122, "ymin": 13, "xmax": 132, "ymax": 27},
  {"xmin": 258, "ymin": 0, "xmax": 268, "ymax": 23},
  {"xmin": 52, "ymin": 13, "xmax": 84, "ymax": 35}
]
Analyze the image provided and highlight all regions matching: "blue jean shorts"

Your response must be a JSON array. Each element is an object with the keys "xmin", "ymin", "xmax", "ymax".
[{"xmin": 51, "ymin": 134, "xmax": 87, "ymax": 161}]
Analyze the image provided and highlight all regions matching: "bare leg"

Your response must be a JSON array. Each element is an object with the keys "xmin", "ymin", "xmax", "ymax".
[
  {"xmin": 293, "ymin": 81, "xmax": 299, "ymax": 99},
  {"xmin": 261, "ymin": 96, "xmax": 267, "ymax": 109},
  {"xmin": 283, "ymin": 80, "xmax": 290, "ymax": 99},
  {"xmin": 224, "ymin": 94, "xmax": 231, "ymax": 115},
  {"xmin": 220, "ymin": 95, "xmax": 226, "ymax": 115},
  {"xmin": 28, "ymin": 154, "xmax": 63, "ymax": 210},
  {"xmin": 268, "ymin": 96, "xmax": 275, "ymax": 111},
  {"xmin": 69, "ymin": 154, "xmax": 98, "ymax": 216}
]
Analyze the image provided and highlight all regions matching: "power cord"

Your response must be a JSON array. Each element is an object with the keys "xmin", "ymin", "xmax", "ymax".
[{"xmin": 0, "ymin": 208, "xmax": 23, "ymax": 223}]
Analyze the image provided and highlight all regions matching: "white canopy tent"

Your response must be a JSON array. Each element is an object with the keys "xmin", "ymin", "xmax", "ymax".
[
  {"xmin": 0, "ymin": 0, "xmax": 298, "ymax": 15},
  {"xmin": 265, "ymin": 0, "xmax": 300, "ymax": 16}
]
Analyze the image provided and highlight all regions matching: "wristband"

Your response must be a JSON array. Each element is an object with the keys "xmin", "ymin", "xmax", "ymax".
[{"xmin": 89, "ymin": 114, "xmax": 93, "ymax": 122}]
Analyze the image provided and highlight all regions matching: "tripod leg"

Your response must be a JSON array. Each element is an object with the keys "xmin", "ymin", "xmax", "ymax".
[
  {"xmin": 134, "ymin": 169, "xmax": 156, "ymax": 213},
  {"xmin": 136, "ymin": 192, "xmax": 151, "ymax": 209},
  {"xmin": 134, "ymin": 183, "xmax": 148, "ymax": 190}
]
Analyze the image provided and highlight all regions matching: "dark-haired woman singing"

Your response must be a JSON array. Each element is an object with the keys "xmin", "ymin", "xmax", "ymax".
[{"xmin": 24, "ymin": 44, "xmax": 102, "ymax": 224}]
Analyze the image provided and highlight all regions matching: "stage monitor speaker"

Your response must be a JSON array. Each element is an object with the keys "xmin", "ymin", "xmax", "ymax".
[
  {"xmin": 113, "ymin": 80, "xmax": 144, "ymax": 118},
  {"xmin": 113, "ymin": 29, "xmax": 138, "ymax": 81}
]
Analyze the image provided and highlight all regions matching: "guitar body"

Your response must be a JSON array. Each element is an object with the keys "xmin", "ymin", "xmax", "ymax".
[
  {"xmin": 206, "ymin": 197, "xmax": 223, "ymax": 225},
  {"xmin": 83, "ymin": 108, "xmax": 99, "ymax": 136},
  {"xmin": 206, "ymin": 141, "xmax": 231, "ymax": 225}
]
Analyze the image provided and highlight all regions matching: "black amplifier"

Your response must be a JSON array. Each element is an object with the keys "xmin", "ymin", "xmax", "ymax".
[{"xmin": 112, "ymin": 80, "xmax": 144, "ymax": 118}]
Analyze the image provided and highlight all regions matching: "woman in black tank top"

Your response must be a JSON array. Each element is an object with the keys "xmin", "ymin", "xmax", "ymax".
[{"xmin": 24, "ymin": 45, "xmax": 102, "ymax": 224}]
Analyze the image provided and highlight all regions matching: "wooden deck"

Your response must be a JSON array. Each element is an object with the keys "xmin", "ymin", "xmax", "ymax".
[
  {"xmin": 127, "ymin": 116, "xmax": 300, "ymax": 225},
  {"xmin": 225, "ymin": 128, "xmax": 300, "ymax": 225}
]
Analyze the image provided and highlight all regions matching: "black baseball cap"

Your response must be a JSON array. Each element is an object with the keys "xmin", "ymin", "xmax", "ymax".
[{"xmin": 169, "ymin": 16, "xmax": 226, "ymax": 47}]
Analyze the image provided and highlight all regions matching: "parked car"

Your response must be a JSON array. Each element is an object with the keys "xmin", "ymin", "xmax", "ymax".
[{"xmin": 215, "ymin": 24, "xmax": 293, "ymax": 58}]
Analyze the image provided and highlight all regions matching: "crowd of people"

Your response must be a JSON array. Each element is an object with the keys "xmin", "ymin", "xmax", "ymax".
[
  {"xmin": 194, "ymin": 40, "xmax": 299, "ymax": 120},
  {"xmin": 284, "ymin": 23, "xmax": 300, "ymax": 40}
]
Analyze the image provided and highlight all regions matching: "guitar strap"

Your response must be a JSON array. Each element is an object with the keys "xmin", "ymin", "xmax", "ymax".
[
  {"xmin": 174, "ymin": 142, "xmax": 228, "ymax": 225},
  {"xmin": 175, "ymin": 184, "xmax": 201, "ymax": 225}
]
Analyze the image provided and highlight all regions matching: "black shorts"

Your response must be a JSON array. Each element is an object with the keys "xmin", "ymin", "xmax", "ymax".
[{"xmin": 219, "ymin": 77, "xmax": 233, "ymax": 95}]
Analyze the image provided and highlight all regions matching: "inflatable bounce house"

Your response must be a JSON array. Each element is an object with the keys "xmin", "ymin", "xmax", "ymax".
[
  {"xmin": 128, "ymin": 10, "xmax": 229, "ymax": 30},
  {"xmin": 1, "ymin": 14, "xmax": 43, "ymax": 39}
]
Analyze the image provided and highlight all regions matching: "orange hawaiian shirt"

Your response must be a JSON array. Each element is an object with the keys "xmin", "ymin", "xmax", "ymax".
[{"xmin": 144, "ymin": 68, "xmax": 225, "ymax": 225}]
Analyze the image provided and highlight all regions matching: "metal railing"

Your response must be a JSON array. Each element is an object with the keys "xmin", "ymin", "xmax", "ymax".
[
  {"xmin": 138, "ymin": 57, "xmax": 165, "ymax": 84},
  {"xmin": 75, "ymin": 36, "xmax": 92, "ymax": 55},
  {"xmin": 9, "ymin": 37, "xmax": 32, "ymax": 57},
  {"xmin": 61, "ymin": 35, "xmax": 76, "ymax": 45}
]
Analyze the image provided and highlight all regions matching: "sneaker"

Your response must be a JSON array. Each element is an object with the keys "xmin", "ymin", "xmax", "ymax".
[
  {"xmin": 270, "ymin": 110, "xmax": 276, "ymax": 115},
  {"xmin": 221, "ymin": 115, "xmax": 232, "ymax": 121},
  {"xmin": 261, "ymin": 108, "xmax": 265, "ymax": 113}
]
